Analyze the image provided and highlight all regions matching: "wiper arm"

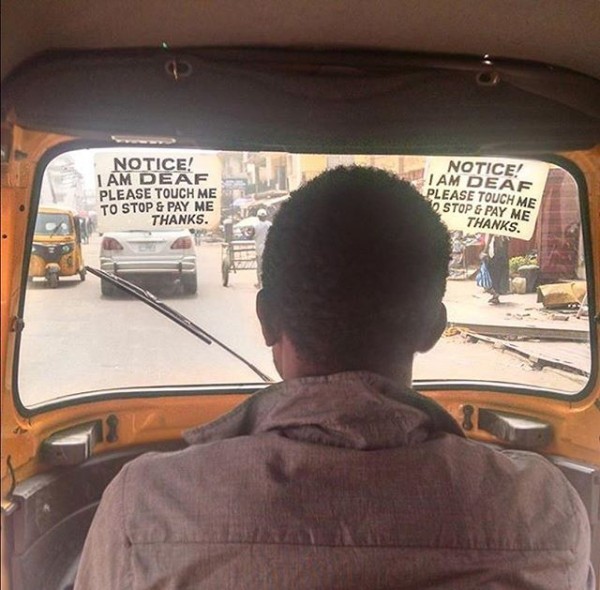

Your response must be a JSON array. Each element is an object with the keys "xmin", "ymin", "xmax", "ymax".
[
  {"xmin": 49, "ymin": 222, "xmax": 66, "ymax": 238},
  {"xmin": 85, "ymin": 266, "xmax": 273, "ymax": 383},
  {"xmin": 87, "ymin": 266, "xmax": 211, "ymax": 343}
]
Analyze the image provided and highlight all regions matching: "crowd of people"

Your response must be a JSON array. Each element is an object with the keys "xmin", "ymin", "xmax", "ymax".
[{"xmin": 78, "ymin": 215, "xmax": 96, "ymax": 244}]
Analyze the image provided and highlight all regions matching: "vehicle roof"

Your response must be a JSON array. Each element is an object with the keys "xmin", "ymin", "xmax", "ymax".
[
  {"xmin": 102, "ymin": 229, "xmax": 192, "ymax": 235},
  {"xmin": 1, "ymin": 3, "xmax": 598, "ymax": 155},
  {"xmin": 2, "ymin": 0, "xmax": 600, "ymax": 81},
  {"xmin": 37, "ymin": 206, "xmax": 77, "ymax": 215}
]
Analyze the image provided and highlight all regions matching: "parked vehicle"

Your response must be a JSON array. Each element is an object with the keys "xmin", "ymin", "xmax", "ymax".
[
  {"xmin": 100, "ymin": 229, "xmax": 198, "ymax": 295},
  {"xmin": 28, "ymin": 206, "xmax": 86, "ymax": 288}
]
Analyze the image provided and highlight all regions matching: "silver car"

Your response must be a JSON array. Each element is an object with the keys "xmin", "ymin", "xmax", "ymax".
[{"xmin": 99, "ymin": 229, "xmax": 197, "ymax": 295}]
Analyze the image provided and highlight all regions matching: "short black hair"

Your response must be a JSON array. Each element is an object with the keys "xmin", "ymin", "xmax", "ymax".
[{"xmin": 262, "ymin": 166, "xmax": 450, "ymax": 367}]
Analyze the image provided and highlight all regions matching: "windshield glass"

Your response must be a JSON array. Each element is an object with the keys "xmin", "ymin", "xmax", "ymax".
[
  {"xmin": 34, "ymin": 212, "xmax": 73, "ymax": 236},
  {"xmin": 17, "ymin": 148, "xmax": 592, "ymax": 408}
]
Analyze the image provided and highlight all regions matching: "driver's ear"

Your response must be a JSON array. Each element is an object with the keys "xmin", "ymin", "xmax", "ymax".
[
  {"xmin": 256, "ymin": 289, "xmax": 281, "ymax": 347},
  {"xmin": 416, "ymin": 303, "xmax": 447, "ymax": 353}
]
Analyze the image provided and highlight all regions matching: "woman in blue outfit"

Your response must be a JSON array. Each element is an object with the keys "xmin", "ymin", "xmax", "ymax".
[{"xmin": 482, "ymin": 234, "xmax": 510, "ymax": 304}]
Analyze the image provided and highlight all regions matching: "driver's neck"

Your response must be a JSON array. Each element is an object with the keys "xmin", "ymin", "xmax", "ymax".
[{"xmin": 274, "ymin": 334, "xmax": 413, "ymax": 388}]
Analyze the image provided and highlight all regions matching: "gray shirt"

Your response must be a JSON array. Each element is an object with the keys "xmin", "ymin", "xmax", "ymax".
[{"xmin": 75, "ymin": 372, "xmax": 594, "ymax": 589}]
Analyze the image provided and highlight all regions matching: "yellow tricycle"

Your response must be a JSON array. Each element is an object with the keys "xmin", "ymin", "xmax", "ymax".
[{"xmin": 28, "ymin": 206, "xmax": 86, "ymax": 288}]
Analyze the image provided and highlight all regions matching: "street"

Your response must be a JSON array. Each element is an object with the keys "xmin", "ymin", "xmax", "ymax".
[{"xmin": 17, "ymin": 237, "xmax": 589, "ymax": 407}]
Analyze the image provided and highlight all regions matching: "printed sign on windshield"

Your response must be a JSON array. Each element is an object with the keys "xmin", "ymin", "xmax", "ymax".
[
  {"xmin": 423, "ymin": 157, "xmax": 550, "ymax": 240},
  {"xmin": 94, "ymin": 150, "xmax": 222, "ymax": 232}
]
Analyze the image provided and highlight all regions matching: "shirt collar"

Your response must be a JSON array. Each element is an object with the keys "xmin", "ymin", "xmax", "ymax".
[{"xmin": 184, "ymin": 371, "xmax": 464, "ymax": 450}]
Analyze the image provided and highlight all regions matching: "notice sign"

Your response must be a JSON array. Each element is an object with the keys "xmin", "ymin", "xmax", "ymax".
[
  {"xmin": 94, "ymin": 150, "xmax": 222, "ymax": 232},
  {"xmin": 423, "ymin": 157, "xmax": 550, "ymax": 240}
]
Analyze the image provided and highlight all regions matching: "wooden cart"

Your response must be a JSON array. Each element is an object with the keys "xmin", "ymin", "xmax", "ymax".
[{"xmin": 221, "ymin": 240, "xmax": 256, "ymax": 286}]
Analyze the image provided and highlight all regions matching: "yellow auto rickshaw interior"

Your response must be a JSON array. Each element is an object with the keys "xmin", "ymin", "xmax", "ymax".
[{"xmin": 1, "ymin": 38, "xmax": 599, "ymax": 590}]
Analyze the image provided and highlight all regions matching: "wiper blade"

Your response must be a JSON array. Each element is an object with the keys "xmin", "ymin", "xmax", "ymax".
[
  {"xmin": 85, "ymin": 266, "xmax": 273, "ymax": 383},
  {"xmin": 87, "ymin": 266, "xmax": 211, "ymax": 344},
  {"xmin": 49, "ymin": 221, "xmax": 67, "ymax": 238}
]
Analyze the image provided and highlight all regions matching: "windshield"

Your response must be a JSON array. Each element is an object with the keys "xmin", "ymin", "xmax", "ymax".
[
  {"xmin": 17, "ymin": 148, "xmax": 592, "ymax": 408},
  {"xmin": 34, "ymin": 212, "xmax": 73, "ymax": 236}
]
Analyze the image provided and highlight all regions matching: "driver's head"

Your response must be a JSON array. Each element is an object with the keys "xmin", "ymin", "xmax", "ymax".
[{"xmin": 258, "ymin": 166, "xmax": 450, "ymax": 374}]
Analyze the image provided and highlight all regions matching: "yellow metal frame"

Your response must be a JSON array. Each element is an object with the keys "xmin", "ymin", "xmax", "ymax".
[{"xmin": 2, "ymin": 128, "xmax": 599, "ymax": 509}]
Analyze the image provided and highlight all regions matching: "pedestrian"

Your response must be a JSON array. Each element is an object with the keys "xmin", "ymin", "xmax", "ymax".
[
  {"xmin": 448, "ymin": 231, "xmax": 465, "ymax": 276},
  {"xmin": 79, "ymin": 217, "xmax": 89, "ymax": 244},
  {"xmin": 481, "ymin": 233, "xmax": 509, "ymax": 304},
  {"xmin": 253, "ymin": 208, "xmax": 271, "ymax": 288}
]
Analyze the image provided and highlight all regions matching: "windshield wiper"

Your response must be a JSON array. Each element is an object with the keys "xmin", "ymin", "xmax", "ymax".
[
  {"xmin": 85, "ymin": 266, "xmax": 273, "ymax": 383},
  {"xmin": 48, "ymin": 223, "xmax": 65, "ymax": 238}
]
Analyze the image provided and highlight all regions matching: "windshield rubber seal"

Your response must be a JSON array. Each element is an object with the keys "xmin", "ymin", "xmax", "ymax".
[{"xmin": 11, "ymin": 140, "xmax": 597, "ymax": 417}]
